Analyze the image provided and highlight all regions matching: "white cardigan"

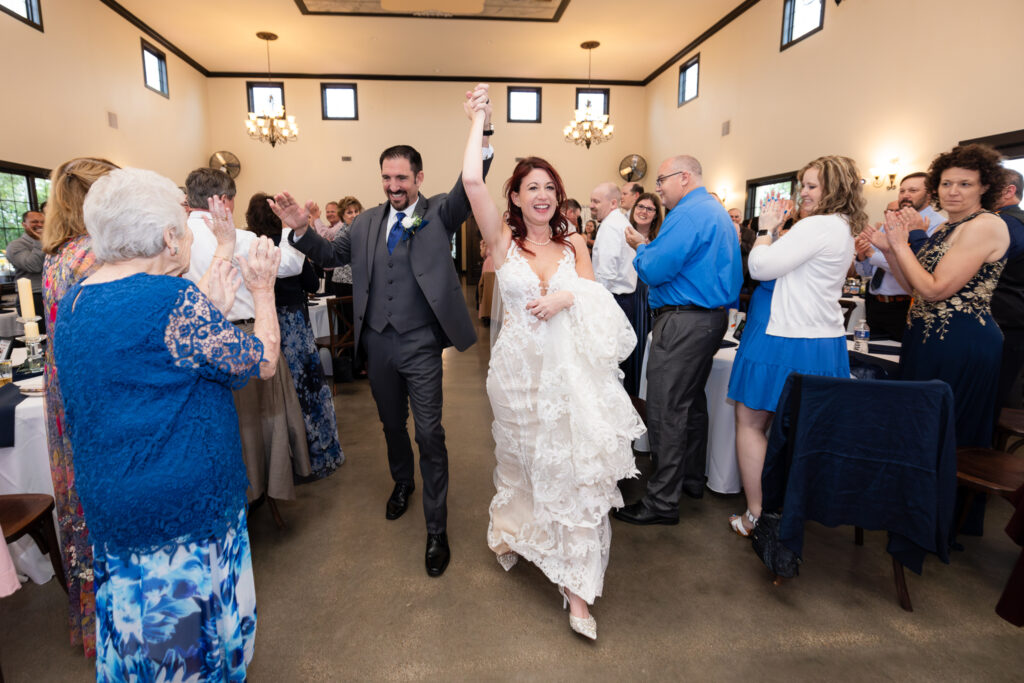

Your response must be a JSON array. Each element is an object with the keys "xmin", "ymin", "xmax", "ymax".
[{"xmin": 748, "ymin": 214, "xmax": 854, "ymax": 338}]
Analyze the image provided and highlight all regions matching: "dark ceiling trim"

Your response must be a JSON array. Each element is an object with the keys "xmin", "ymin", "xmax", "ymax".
[
  {"xmin": 95, "ymin": 0, "xmax": 756, "ymax": 86},
  {"xmin": 293, "ymin": 0, "xmax": 570, "ymax": 22},
  {"xmin": 98, "ymin": 0, "xmax": 209, "ymax": 76},
  {"xmin": 642, "ymin": 0, "xmax": 762, "ymax": 85},
  {"xmin": 206, "ymin": 71, "xmax": 643, "ymax": 86}
]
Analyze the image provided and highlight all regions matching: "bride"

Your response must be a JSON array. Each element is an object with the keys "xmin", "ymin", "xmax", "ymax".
[{"xmin": 462, "ymin": 85, "xmax": 645, "ymax": 640}]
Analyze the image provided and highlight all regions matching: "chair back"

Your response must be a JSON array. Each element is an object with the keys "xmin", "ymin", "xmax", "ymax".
[
  {"xmin": 839, "ymin": 299, "xmax": 858, "ymax": 329},
  {"xmin": 326, "ymin": 296, "xmax": 355, "ymax": 351}
]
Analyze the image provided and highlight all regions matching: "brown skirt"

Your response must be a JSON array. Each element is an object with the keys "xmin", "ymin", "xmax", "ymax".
[{"xmin": 232, "ymin": 322, "xmax": 311, "ymax": 501}]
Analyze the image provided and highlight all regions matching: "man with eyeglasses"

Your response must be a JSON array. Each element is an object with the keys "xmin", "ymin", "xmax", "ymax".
[{"xmin": 613, "ymin": 156, "xmax": 741, "ymax": 525}]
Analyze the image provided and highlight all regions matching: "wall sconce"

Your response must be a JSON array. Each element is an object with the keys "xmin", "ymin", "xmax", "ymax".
[{"xmin": 869, "ymin": 160, "xmax": 900, "ymax": 190}]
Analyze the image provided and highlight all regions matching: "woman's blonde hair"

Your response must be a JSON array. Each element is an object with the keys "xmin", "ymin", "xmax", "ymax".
[
  {"xmin": 798, "ymin": 155, "xmax": 867, "ymax": 236},
  {"xmin": 42, "ymin": 157, "xmax": 120, "ymax": 254}
]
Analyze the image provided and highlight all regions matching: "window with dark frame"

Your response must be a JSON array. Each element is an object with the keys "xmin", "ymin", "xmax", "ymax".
[
  {"xmin": 0, "ymin": 161, "xmax": 50, "ymax": 252},
  {"xmin": 141, "ymin": 39, "xmax": 169, "ymax": 98},
  {"xmin": 507, "ymin": 87, "xmax": 542, "ymax": 123},
  {"xmin": 677, "ymin": 55, "xmax": 700, "ymax": 107},
  {"xmin": 247, "ymin": 81, "xmax": 286, "ymax": 117},
  {"xmin": 781, "ymin": 0, "xmax": 824, "ymax": 51},
  {"xmin": 0, "ymin": 0, "xmax": 43, "ymax": 31},
  {"xmin": 575, "ymin": 88, "xmax": 609, "ymax": 117},
  {"xmin": 321, "ymin": 83, "xmax": 358, "ymax": 120},
  {"xmin": 745, "ymin": 172, "xmax": 798, "ymax": 219}
]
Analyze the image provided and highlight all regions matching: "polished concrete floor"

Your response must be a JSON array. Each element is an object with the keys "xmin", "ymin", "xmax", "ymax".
[{"xmin": 2, "ymin": 288, "xmax": 1023, "ymax": 681}]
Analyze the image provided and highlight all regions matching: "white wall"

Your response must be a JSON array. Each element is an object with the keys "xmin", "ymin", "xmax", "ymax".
[
  {"xmin": 0, "ymin": 0, "xmax": 209, "ymax": 182},
  {"xmin": 205, "ymin": 78, "xmax": 647, "ymax": 224},
  {"xmin": 643, "ymin": 0, "xmax": 1024, "ymax": 220}
]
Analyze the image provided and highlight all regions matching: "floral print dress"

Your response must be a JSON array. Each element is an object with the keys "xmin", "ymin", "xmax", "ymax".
[{"xmin": 42, "ymin": 234, "xmax": 99, "ymax": 657}]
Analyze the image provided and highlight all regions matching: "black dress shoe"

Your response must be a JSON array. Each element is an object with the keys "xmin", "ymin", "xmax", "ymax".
[
  {"xmin": 385, "ymin": 482, "xmax": 415, "ymax": 520},
  {"xmin": 611, "ymin": 501, "xmax": 679, "ymax": 526},
  {"xmin": 425, "ymin": 533, "xmax": 450, "ymax": 577}
]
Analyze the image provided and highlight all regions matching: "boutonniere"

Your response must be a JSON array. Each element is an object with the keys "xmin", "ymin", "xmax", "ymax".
[{"xmin": 401, "ymin": 214, "xmax": 429, "ymax": 241}]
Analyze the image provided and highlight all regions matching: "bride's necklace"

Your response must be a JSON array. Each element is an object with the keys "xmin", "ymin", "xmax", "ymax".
[{"xmin": 524, "ymin": 234, "xmax": 551, "ymax": 246}]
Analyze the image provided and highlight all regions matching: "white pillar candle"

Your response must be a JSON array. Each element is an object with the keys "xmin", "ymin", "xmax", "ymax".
[
  {"xmin": 17, "ymin": 278, "xmax": 35, "ymax": 319},
  {"xmin": 23, "ymin": 321, "xmax": 39, "ymax": 339}
]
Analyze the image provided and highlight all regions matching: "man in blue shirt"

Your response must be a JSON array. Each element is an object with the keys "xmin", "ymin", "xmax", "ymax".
[{"xmin": 614, "ymin": 155, "xmax": 742, "ymax": 525}]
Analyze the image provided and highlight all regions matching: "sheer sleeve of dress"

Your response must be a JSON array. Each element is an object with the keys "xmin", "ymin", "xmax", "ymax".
[{"xmin": 164, "ymin": 284, "xmax": 264, "ymax": 389}]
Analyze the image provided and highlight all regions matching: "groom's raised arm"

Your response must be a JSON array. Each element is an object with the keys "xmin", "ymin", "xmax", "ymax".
[{"xmin": 269, "ymin": 191, "xmax": 353, "ymax": 268}]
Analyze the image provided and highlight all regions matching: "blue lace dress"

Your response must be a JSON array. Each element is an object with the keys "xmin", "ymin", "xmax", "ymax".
[{"xmin": 54, "ymin": 274, "xmax": 263, "ymax": 681}]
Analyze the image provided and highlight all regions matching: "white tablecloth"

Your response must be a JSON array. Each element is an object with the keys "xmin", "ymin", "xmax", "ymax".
[
  {"xmin": 0, "ymin": 350, "xmax": 54, "ymax": 584},
  {"xmin": 636, "ymin": 332, "xmax": 901, "ymax": 495},
  {"xmin": 307, "ymin": 299, "xmax": 332, "ymax": 376}
]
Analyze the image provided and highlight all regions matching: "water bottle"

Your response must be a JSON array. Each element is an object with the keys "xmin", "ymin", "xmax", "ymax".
[{"xmin": 853, "ymin": 319, "xmax": 870, "ymax": 353}]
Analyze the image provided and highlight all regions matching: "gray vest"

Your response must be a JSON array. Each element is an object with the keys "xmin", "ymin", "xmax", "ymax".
[{"xmin": 364, "ymin": 223, "xmax": 435, "ymax": 334}]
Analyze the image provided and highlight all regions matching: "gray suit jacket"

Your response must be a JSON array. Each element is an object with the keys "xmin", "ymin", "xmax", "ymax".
[{"xmin": 290, "ymin": 158, "xmax": 491, "ymax": 352}]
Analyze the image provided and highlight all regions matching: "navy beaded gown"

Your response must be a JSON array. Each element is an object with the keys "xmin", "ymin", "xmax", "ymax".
[{"xmin": 899, "ymin": 213, "xmax": 1005, "ymax": 448}]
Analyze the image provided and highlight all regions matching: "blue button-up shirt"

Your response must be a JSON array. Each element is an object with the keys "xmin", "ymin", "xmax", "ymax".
[{"xmin": 633, "ymin": 186, "xmax": 742, "ymax": 309}]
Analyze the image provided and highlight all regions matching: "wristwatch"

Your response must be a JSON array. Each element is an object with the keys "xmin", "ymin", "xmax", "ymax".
[
  {"xmin": 483, "ymin": 124, "xmax": 495, "ymax": 136},
  {"xmin": 757, "ymin": 229, "xmax": 770, "ymax": 237}
]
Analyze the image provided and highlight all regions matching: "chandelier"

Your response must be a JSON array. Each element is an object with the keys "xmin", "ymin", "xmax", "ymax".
[
  {"xmin": 564, "ymin": 41, "xmax": 613, "ymax": 149},
  {"xmin": 245, "ymin": 32, "xmax": 298, "ymax": 147}
]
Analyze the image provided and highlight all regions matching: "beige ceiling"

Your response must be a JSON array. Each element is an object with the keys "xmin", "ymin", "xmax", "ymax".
[{"xmin": 111, "ymin": 0, "xmax": 745, "ymax": 82}]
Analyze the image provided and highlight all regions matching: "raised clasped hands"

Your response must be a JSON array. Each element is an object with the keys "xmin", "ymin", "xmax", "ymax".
[
  {"xmin": 526, "ymin": 290, "xmax": 573, "ymax": 322},
  {"xmin": 464, "ymin": 83, "xmax": 491, "ymax": 121},
  {"xmin": 267, "ymin": 191, "xmax": 317, "ymax": 233},
  {"xmin": 204, "ymin": 195, "xmax": 237, "ymax": 250},
  {"xmin": 203, "ymin": 256, "xmax": 241, "ymax": 315},
  {"xmin": 882, "ymin": 206, "xmax": 919, "ymax": 248},
  {"xmin": 238, "ymin": 235, "xmax": 281, "ymax": 294}
]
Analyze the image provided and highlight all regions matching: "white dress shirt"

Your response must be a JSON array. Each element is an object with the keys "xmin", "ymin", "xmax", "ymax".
[
  {"xmin": 184, "ymin": 210, "xmax": 305, "ymax": 322},
  {"xmin": 855, "ymin": 205, "xmax": 945, "ymax": 296},
  {"xmin": 591, "ymin": 209, "xmax": 637, "ymax": 294}
]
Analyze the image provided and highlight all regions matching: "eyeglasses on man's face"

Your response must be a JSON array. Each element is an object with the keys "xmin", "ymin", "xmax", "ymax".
[{"xmin": 655, "ymin": 171, "xmax": 685, "ymax": 188}]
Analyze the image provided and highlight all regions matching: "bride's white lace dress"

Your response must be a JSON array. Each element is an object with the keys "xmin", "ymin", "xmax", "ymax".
[{"xmin": 486, "ymin": 243, "xmax": 645, "ymax": 604}]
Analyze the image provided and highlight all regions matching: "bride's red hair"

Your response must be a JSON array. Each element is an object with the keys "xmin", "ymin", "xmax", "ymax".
[{"xmin": 503, "ymin": 157, "xmax": 574, "ymax": 256}]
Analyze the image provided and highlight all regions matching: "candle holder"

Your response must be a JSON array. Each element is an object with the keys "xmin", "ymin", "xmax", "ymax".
[{"xmin": 15, "ymin": 315, "xmax": 45, "ymax": 374}]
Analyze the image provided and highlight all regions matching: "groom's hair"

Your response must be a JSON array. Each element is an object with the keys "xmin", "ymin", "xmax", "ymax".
[{"xmin": 379, "ymin": 145, "xmax": 423, "ymax": 175}]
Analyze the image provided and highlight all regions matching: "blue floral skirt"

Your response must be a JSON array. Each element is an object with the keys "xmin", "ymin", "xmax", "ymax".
[
  {"xmin": 94, "ymin": 508, "xmax": 256, "ymax": 682},
  {"xmin": 279, "ymin": 306, "xmax": 344, "ymax": 479}
]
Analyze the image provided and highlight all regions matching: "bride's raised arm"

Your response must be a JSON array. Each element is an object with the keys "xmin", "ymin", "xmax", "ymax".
[{"xmin": 462, "ymin": 85, "xmax": 508, "ymax": 268}]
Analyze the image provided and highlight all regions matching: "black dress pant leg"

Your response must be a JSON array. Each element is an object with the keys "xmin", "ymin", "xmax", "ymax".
[
  {"xmin": 644, "ymin": 309, "xmax": 728, "ymax": 515},
  {"xmin": 396, "ymin": 324, "xmax": 449, "ymax": 534},
  {"xmin": 363, "ymin": 327, "xmax": 415, "ymax": 486}
]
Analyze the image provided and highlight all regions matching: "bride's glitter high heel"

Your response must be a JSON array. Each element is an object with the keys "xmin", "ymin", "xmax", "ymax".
[
  {"xmin": 558, "ymin": 586, "xmax": 597, "ymax": 640},
  {"xmin": 496, "ymin": 551, "xmax": 518, "ymax": 571}
]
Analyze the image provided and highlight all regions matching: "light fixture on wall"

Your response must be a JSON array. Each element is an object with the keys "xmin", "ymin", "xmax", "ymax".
[
  {"xmin": 870, "ymin": 159, "xmax": 900, "ymax": 190},
  {"xmin": 245, "ymin": 32, "xmax": 298, "ymax": 148},
  {"xmin": 564, "ymin": 41, "xmax": 613, "ymax": 149}
]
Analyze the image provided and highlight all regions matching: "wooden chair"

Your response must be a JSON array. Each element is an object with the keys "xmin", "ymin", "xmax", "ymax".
[
  {"xmin": 314, "ymin": 296, "xmax": 356, "ymax": 393},
  {"xmin": 839, "ymin": 299, "xmax": 858, "ymax": 330},
  {"xmin": 994, "ymin": 408, "xmax": 1024, "ymax": 453},
  {"xmin": 954, "ymin": 447, "xmax": 1024, "ymax": 536},
  {"xmin": 0, "ymin": 494, "xmax": 67, "ymax": 593}
]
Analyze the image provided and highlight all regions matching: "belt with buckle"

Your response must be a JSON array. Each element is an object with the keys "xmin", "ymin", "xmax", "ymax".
[
  {"xmin": 232, "ymin": 318, "xmax": 256, "ymax": 326},
  {"xmin": 873, "ymin": 295, "xmax": 910, "ymax": 304},
  {"xmin": 653, "ymin": 304, "xmax": 723, "ymax": 318}
]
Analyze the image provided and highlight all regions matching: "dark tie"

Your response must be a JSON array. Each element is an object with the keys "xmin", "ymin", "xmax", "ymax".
[
  {"xmin": 870, "ymin": 264, "xmax": 886, "ymax": 293},
  {"xmin": 387, "ymin": 212, "xmax": 406, "ymax": 255}
]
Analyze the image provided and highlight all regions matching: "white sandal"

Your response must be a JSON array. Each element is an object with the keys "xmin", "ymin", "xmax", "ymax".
[
  {"xmin": 496, "ymin": 551, "xmax": 519, "ymax": 571},
  {"xmin": 729, "ymin": 510, "xmax": 758, "ymax": 537}
]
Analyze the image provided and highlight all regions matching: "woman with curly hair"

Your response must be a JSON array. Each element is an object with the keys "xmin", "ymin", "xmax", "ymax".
[
  {"xmin": 865, "ymin": 144, "xmax": 1009, "ymax": 447},
  {"xmin": 726, "ymin": 155, "xmax": 865, "ymax": 536}
]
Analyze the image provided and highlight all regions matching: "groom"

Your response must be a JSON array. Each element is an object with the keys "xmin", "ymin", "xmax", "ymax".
[{"xmin": 270, "ymin": 87, "xmax": 493, "ymax": 577}]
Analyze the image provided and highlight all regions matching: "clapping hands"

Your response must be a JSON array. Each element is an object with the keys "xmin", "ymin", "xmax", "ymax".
[
  {"xmin": 238, "ymin": 236, "xmax": 281, "ymax": 294},
  {"xmin": 202, "ymin": 257, "xmax": 241, "ymax": 314},
  {"xmin": 203, "ymin": 195, "xmax": 237, "ymax": 250},
  {"xmin": 758, "ymin": 193, "xmax": 791, "ymax": 237}
]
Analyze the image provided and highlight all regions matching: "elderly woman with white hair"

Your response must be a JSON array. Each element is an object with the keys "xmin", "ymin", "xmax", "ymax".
[{"xmin": 53, "ymin": 167, "xmax": 281, "ymax": 681}]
